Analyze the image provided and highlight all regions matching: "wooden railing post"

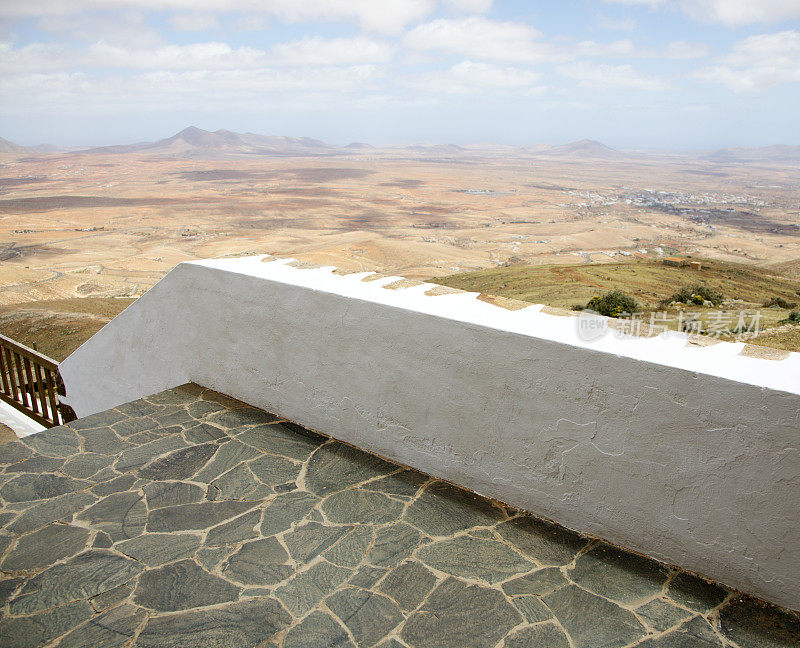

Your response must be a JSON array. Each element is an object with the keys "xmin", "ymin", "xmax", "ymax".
[{"xmin": 0, "ymin": 334, "xmax": 69, "ymax": 428}]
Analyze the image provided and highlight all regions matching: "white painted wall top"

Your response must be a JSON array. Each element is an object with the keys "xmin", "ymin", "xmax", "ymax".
[{"xmin": 192, "ymin": 255, "xmax": 800, "ymax": 395}]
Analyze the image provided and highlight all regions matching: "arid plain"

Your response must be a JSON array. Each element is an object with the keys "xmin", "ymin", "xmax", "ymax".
[{"xmin": 1, "ymin": 133, "xmax": 800, "ymax": 307}]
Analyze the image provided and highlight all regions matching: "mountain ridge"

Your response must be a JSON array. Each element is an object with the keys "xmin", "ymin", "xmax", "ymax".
[
  {"xmin": 0, "ymin": 136, "xmax": 30, "ymax": 154},
  {"xmin": 533, "ymin": 139, "xmax": 625, "ymax": 159},
  {"xmin": 75, "ymin": 126, "xmax": 336, "ymax": 158},
  {"xmin": 2, "ymin": 128, "xmax": 799, "ymax": 163}
]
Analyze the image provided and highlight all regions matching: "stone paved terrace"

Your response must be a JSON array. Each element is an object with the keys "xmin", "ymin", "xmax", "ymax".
[{"xmin": 0, "ymin": 385, "xmax": 797, "ymax": 648}]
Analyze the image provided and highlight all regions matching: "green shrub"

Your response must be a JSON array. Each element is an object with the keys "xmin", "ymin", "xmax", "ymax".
[
  {"xmin": 585, "ymin": 290, "xmax": 639, "ymax": 318},
  {"xmin": 780, "ymin": 311, "xmax": 800, "ymax": 324},
  {"xmin": 661, "ymin": 284, "xmax": 723, "ymax": 307},
  {"xmin": 764, "ymin": 296, "xmax": 798, "ymax": 309}
]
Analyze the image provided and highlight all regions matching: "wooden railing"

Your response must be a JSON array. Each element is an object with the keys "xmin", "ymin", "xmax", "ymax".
[{"xmin": 0, "ymin": 334, "xmax": 73, "ymax": 428}]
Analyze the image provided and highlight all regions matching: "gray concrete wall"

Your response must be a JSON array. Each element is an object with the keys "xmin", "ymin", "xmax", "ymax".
[{"xmin": 59, "ymin": 256, "xmax": 800, "ymax": 610}]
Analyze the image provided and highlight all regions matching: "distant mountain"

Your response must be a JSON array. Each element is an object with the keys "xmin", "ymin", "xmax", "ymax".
[
  {"xmin": 77, "ymin": 126, "xmax": 337, "ymax": 158},
  {"xmin": 344, "ymin": 142, "xmax": 374, "ymax": 150},
  {"xmin": 0, "ymin": 137, "xmax": 31, "ymax": 154},
  {"xmin": 703, "ymin": 145, "xmax": 800, "ymax": 164},
  {"xmin": 535, "ymin": 139, "xmax": 624, "ymax": 159}
]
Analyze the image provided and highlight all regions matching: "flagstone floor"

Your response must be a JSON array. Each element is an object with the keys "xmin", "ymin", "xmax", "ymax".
[{"xmin": 0, "ymin": 383, "xmax": 797, "ymax": 648}]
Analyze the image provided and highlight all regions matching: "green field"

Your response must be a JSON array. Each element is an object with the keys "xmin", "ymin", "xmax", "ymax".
[{"xmin": 431, "ymin": 258, "xmax": 800, "ymax": 351}]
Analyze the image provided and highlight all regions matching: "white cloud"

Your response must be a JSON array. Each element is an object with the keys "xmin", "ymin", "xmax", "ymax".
[
  {"xmin": 604, "ymin": 0, "xmax": 800, "ymax": 25},
  {"xmin": 409, "ymin": 59, "xmax": 542, "ymax": 93},
  {"xmin": 265, "ymin": 0, "xmax": 435, "ymax": 34},
  {"xmin": 680, "ymin": 0, "xmax": 800, "ymax": 26},
  {"xmin": 558, "ymin": 61, "xmax": 669, "ymax": 90},
  {"xmin": 0, "ymin": 40, "xmax": 75, "ymax": 72},
  {"xmin": 404, "ymin": 16, "xmax": 556, "ymax": 63},
  {"xmin": 725, "ymin": 30, "xmax": 800, "ymax": 64},
  {"xmin": 404, "ymin": 20, "xmax": 708, "ymax": 65},
  {"xmin": 87, "ymin": 42, "xmax": 266, "ymax": 70},
  {"xmin": 0, "ymin": 64, "xmax": 384, "ymax": 114},
  {"xmin": 0, "ymin": 35, "xmax": 393, "ymax": 72},
  {"xmin": 1, "ymin": 0, "xmax": 438, "ymax": 34},
  {"xmin": 443, "ymin": 0, "xmax": 493, "ymax": 11},
  {"xmin": 695, "ymin": 30, "xmax": 800, "ymax": 91}
]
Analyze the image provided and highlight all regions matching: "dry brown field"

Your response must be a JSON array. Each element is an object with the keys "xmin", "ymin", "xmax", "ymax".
[{"xmin": 1, "ymin": 147, "xmax": 799, "ymax": 308}]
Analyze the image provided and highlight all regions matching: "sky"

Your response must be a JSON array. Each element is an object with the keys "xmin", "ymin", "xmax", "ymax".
[{"xmin": 1, "ymin": 0, "xmax": 799, "ymax": 149}]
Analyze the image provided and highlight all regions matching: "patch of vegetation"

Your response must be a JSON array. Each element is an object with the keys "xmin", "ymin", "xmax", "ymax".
[
  {"xmin": 780, "ymin": 311, "xmax": 800, "ymax": 324},
  {"xmin": 430, "ymin": 258, "xmax": 800, "ymax": 353},
  {"xmin": 660, "ymin": 284, "xmax": 724, "ymax": 307},
  {"xmin": 764, "ymin": 296, "xmax": 798, "ymax": 309},
  {"xmin": 585, "ymin": 290, "xmax": 639, "ymax": 318}
]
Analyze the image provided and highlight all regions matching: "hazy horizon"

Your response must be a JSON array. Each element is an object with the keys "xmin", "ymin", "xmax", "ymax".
[
  {"xmin": 6, "ymin": 125, "xmax": 800, "ymax": 153},
  {"xmin": 1, "ymin": 1, "xmax": 799, "ymax": 149}
]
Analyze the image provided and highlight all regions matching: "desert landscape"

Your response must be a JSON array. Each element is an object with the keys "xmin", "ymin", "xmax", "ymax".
[
  {"xmin": 3, "ymin": 127, "xmax": 800, "ymax": 301},
  {"xmin": 1, "ymin": 127, "xmax": 800, "ymax": 353}
]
